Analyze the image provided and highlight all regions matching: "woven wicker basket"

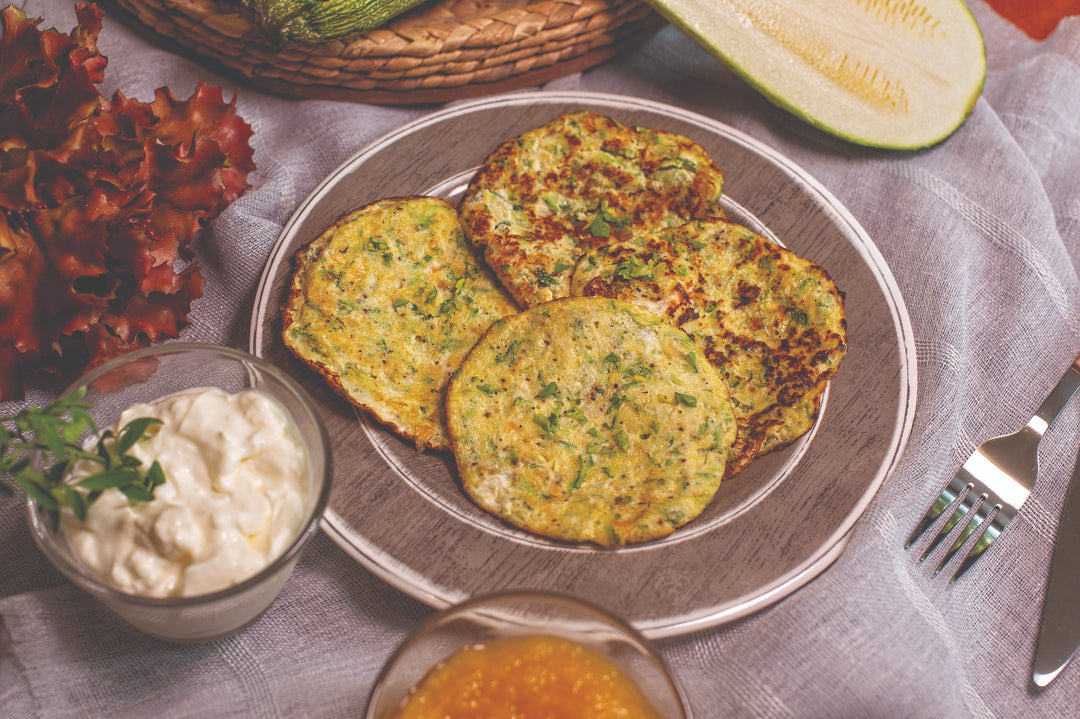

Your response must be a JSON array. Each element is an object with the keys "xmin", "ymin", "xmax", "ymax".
[{"xmin": 108, "ymin": 0, "xmax": 665, "ymax": 103}]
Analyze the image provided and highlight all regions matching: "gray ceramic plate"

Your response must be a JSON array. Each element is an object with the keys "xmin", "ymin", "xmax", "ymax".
[{"xmin": 250, "ymin": 91, "xmax": 917, "ymax": 638}]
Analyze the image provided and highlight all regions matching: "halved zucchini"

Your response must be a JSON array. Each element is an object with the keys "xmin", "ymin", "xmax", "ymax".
[{"xmin": 646, "ymin": 0, "xmax": 987, "ymax": 149}]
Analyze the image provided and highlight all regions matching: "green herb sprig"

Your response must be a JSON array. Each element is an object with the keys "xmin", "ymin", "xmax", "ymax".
[{"xmin": 0, "ymin": 388, "xmax": 165, "ymax": 529}]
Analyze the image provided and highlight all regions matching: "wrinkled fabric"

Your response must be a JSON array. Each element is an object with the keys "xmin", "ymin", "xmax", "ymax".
[{"xmin": 3, "ymin": 1, "xmax": 1080, "ymax": 717}]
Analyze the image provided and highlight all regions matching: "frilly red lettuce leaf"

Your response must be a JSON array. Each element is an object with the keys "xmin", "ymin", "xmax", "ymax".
[{"xmin": 0, "ymin": 3, "xmax": 255, "ymax": 399}]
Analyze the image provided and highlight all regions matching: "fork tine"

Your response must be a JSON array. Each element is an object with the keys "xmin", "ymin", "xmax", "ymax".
[
  {"xmin": 920, "ymin": 483, "xmax": 980, "ymax": 561},
  {"xmin": 906, "ymin": 474, "xmax": 972, "ymax": 549},
  {"xmin": 934, "ymin": 494, "xmax": 989, "ymax": 573},
  {"xmin": 949, "ymin": 506, "xmax": 1010, "ymax": 581}
]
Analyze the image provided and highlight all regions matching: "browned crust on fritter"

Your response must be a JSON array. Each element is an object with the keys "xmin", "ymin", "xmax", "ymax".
[
  {"xmin": 459, "ymin": 111, "xmax": 726, "ymax": 308},
  {"xmin": 571, "ymin": 219, "xmax": 847, "ymax": 477}
]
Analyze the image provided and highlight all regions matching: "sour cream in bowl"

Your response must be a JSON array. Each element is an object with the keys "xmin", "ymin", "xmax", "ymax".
[{"xmin": 26, "ymin": 343, "xmax": 332, "ymax": 643}]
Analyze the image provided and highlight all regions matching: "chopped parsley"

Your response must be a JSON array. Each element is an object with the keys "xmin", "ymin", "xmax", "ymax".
[
  {"xmin": 613, "ymin": 429, "xmax": 629, "ymax": 451},
  {"xmin": 533, "ymin": 412, "xmax": 558, "ymax": 438},
  {"xmin": 535, "ymin": 381, "xmax": 559, "ymax": 399},
  {"xmin": 567, "ymin": 455, "xmax": 586, "ymax": 493},
  {"xmin": 564, "ymin": 406, "xmax": 587, "ymax": 424},
  {"xmin": 589, "ymin": 212, "xmax": 612, "ymax": 238},
  {"xmin": 613, "ymin": 256, "xmax": 654, "ymax": 282},
  {"xmin": 415, "ymin": 209, "xmax": 437, "ymax": 229},
  {"xmin": 586, "ymin": 440, "xmax": 614, "ymax": 456},
  {"xmin": 494, "ymin": 340, "xmax": 521, "ymax": 366},
  {"xmin": 535, "ymin": 268, "xmax": 560, "ymax": 287},
  {"xmin": 675, "ymin": 392, "xmax": 698, "ymax": 408}
]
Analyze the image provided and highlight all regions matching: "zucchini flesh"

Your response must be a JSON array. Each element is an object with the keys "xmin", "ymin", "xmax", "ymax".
[{"xmin": 644, "ymin": 0, "xmax": 987, "ymax": 149}]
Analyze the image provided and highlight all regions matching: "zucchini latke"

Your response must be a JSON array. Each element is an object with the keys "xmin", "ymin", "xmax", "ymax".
[
  {"xmin": 459, "ymin": 111, "xmax": 725, "ymax": 309},
  {"xmin": 445, "ymin": 297, "xmax": 738, "ymax": 546},
  {"xmin": 571, "ymin": 219, "xmax": 847, "ymax": 476},
  {"xmin": 282, "ymin": 197, "xmax": 518, "ymax": 450}
]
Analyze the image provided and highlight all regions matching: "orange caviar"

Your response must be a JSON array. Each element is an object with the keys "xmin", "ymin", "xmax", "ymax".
[{"xmin": 389, "ymin": 634, "xmax": 662, "ymax": 719}]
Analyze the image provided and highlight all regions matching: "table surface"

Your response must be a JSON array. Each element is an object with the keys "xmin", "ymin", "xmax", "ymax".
[{"xmin": 3, "ymin": 1, "xmax": 1080, "ymax": 717}]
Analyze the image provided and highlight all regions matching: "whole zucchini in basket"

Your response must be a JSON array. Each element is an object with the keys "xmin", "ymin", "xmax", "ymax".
[{"xmin": 242, "ymin": 0, "xmax": 430, "ymax": 44}]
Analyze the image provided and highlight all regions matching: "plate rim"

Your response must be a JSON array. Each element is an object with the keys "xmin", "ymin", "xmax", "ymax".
[{"xmin": 249, "ymin": 90, "xmax": 918, "ymax": 637}]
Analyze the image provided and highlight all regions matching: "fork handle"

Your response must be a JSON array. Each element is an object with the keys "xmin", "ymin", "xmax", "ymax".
[{"xmin": 1029, "ymin": 354, "xmax": 1080, "ymax": 436}]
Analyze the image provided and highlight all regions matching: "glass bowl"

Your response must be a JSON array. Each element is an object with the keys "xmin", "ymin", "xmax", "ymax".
[
  {"xmin": 25, "ymin": 342, "xmax": 332, "ymax": 643},
  {"xmin": 366, "ymin": 591, "xmax": 690, "ymax": 718}
]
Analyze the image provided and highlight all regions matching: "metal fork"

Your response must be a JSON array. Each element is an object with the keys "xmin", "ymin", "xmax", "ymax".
[{"xmin": 906, "ymin": 354, "xmax": 1080, "ymax": 581}]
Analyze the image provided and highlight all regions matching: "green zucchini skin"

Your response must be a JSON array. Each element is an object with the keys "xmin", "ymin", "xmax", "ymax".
[{"xmin": 244, "ymin": 0, "xmax": 430, "ymax": 44}]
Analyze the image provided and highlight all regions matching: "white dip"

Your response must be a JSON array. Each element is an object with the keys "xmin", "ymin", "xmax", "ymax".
[{"xmin": 60, "ymin": 386, "xmax": 309, "ymax": 598}]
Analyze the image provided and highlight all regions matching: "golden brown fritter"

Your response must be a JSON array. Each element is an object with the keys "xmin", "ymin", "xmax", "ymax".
[
  {"xmin": 282, "ymin": 197, "xmax": 518, "ymax": 450},
  {"xmin": 571, "ymin": 219, "xmax": 847, "ymax": 476},
  {"xmin": 459, "ymin": 111, "xmax": 725, "ymax": 309},
  {"xmin": 446, "ymin": 297, "xmax": 738, "ymax": 546}
]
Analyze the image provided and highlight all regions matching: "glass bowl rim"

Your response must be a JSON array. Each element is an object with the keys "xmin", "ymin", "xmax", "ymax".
[
  {"xmin": 24, "ymin": 341, "xmax": 334, "ymax": 608},
  {"xmin": 366, "ymin": 589, "xmax": 690, "ymax": 718}
]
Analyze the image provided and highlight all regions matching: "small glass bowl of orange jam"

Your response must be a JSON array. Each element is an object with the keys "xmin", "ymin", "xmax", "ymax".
[{"xmin": 366, "ymin": 591, "xmax": 690, "ymax": 719}]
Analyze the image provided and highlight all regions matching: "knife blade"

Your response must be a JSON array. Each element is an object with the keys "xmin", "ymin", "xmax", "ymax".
[{"xmin": 1033, "ymin": 446, "xmax": 1080, "ymax": 687}]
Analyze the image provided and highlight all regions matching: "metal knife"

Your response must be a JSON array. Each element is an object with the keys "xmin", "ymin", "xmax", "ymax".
[{"xmin": 1033, "ymin": 446, "xmax": 1080, "ymax": 687}]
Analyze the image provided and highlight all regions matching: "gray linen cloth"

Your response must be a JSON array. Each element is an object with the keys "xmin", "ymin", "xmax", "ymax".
[{"xmin": 3, "ymin": 0, "xmax": 1080, "ymax": 716}]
